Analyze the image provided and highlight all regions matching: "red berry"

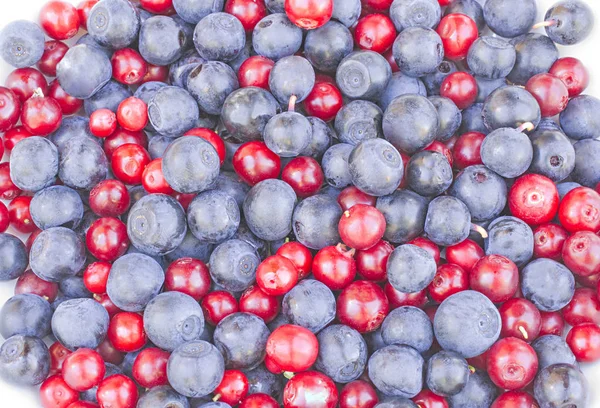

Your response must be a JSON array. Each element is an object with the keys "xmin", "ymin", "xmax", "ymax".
[
  {"xmin": 276, "ymin": 241, "xmax": 313, "ymax": 280},
  {"xmin": 3, "ymin": 126, "xmax": 33, "ymax": 152},
  {"xmin": 285, "ymin": 0, "xmax": 333, "ymax": 29},
  {"xmin": 89, "ymin": 179, "xmax": 130, "ymax": 217},
  {"xmin": 48, "ymin": 341, "xmax": 72, "ymax": 374},
  {"xmin": 238, "ymin": 56, "xmax": 275, "ymax": 90},
  {"xmin": 39, "ymin": 0, "xmax": 81, "ymax": 40},
  {"xmin": 566, "ymin": 323, "xmax": 600, "ymax": 362},
  {"xmin": 312, "ymin": 244, "xmax": 357, "ymax": 290},
  {"xmin": 104, "ymin": 128, "xmax": 148, "ymax": 159},
  {"xmin": 95, "ymin": 293, "xmax": 123, "ymax": 318},
  {"xmin": 281, "ymin": 156, "xmax": 324, "ymax": 198},
  {"xmin": 86, "ymin": 217, "xmax": 130, "ymax": 262},
  {"xmin": 337, "ymin": 280, "xmax": 389, "ymax": 333},
  {"xmin": 440, "ymin": 72, "xmax": 477, "ymax": 110},
  {"xmin": 549, "ymin": 57, "xmax": 589, "ymax": 97},
  {"xmin": 562, "ymin": 288, "xmax": 600, "ymax": 327},
  {"xmin": 283, "ymin": 371, "xmax": 338, "ymax": 408},
  {"xmin": 339, "ymin": 204, "xmax": 386, "ymax": 250},
  {"xmin": 233, "ymin": 141, "xmax": 281, "ymax": 186},
  {"xmin": 6, "ymin": 68, "xmax": 48, "ymax": 103},
  {"xmin": 383, "ymin": 48, "xmax": 399, "ymax": 73},
  {"xmin": 184, "ymin": 128, "xmax": 226, "ymax": 165},
  {"xmin": 486, "ymin": 337, "xmax": 538, "ymax": 390},
  {"xmin": 107, "ymin": 312, "xmax": 147, "ymax": 353},
  {"xmin": 77, "ymin": 0, "xmax": 98, "ymax": 30},
  {"xmin": 354, "ymin": 14, "xmax": 396, "ymax": 53},
  {"xmin": 14, "ymin": 269, "xmax": 59, "ymax": 301},
  {"xmin": 562, "ymin": 231, "xmax": 600, "ymax": 277},
  {"xmin": 111, "ymin": 48, "xmax": 148, "ymax": 86},
  {"xmin": 525, "ymin": 73, "xmax": 569, "ymax": 117},
  {"xmin": 339, "ymin": 380, "xmax": 378, "ymax": 408},
  {"xmin": 445, "ymin": 238, "xmax": 484, "ymax": 272},
  {"xmin": 111, "ymin": 143, "xmax": 151, "ymax": 185},
  {"xmin": 117, "ymin": 97, "xmax": 148, "ymax": 132},
  {"xmin": 83, "ymin": 262, "xmax": 111, "ymax": 294},
  {"xmin": 256, "ymin": 254, "xmax": 299, "ymax": 296},
  {"xmin": 412, "ymin": 390, "xmax": 449, "ymax": 408},
  {"xmin": 558, "ymin": 187, "xmax": 600, "ymax": 233},
  {"xmin": 89, "ymin": 108, "xmax": 117, "ymax": 138},
  {"xmin": 142, "ymin": 158, "xmax": 174, "ymax": 195},
  {"xmin": 337, "ymin": 186, "xmax": 377, "ymax": 211},
  {"xmin": 165, "ymin": 257, "xmax": 211, "ymax": 301},
  {"xmin": 363, "ymin": 0, "xmax": 393, "ymax": 11},
  {"xmin": 240, "ymin": 393, "xmax": 279, "ymax": 408},
  {"xmin": 21, "ymin": 91, "xmax": 62, "ymax": 136},
  {"xmin": 62, "ymin": 348, "xmax": 106, "ymax": 391},
  {"xmin": 142, "ymin": 64, "xmax": 169, "ymax": 83},
  {"xmin": 239, "ymin": 284, "xmax": 280, "ymax": 323},
  {"xmin": 68, "ymin": 400, "xmax": 101, "ymax": 408},
  {"xmin": 0, "ymin": 87, "xmax": 21, "ymax": 132},
  {"xmin": 95, "ymin": 338, "xmax": 125, "ymax": 365},
  {"xmin": 201, "ymin": 291, "xmax": 239, "ymax": 326},
  {"xmin": 452, "ymin": 132, "xmax": 485, "ymax": 170},
  {"xmin": 266, "ymin": 324, "xmax": 319, "ymax": 373},
  {"xmin": 38, "ymin": 40, "xmax": 69, "ymax": 77},
  {"xmin": 214, "ymin": 370, "xmax": 250, "ymax": 405},
  {"xmin": 225, "ymin": 0, "xmax": 268, "ymax": 31},
  {"xmin": 428, "ymin": 263, "xmax": 469, "ymax": 304},
  {"xmin": 539, "ymin": 311, "xmax": 565, "ymax": 336},
  {"xmin": 470, "ymin": 255, "xmax": 519, "ymax": 303},
  {"xmin": 408, "ymin": 237, "xmax": 441, "ymax": 265},
  {"xmin": 40, "ymin": 375, "xmax": 79, "ymax": 408},
  {"xmin": 424, "ymin": 140, "xmax": 454, "ymax": 168},
  {"xmin": 491, "ymin": 391, "xmax": 538, "ymax": 408},
  {"xmin": 8, "ymin": 196, "xmax": 36, "ymax": 233},
  {"xmin": 96, "ymin": 374, "xmax": 138, "ymax": 408},
  {"xmin": 48, "ymin": 79, "xmax": 83, "ymax": 115},
  {"xmin": 509, "ymin": 174, "xmax": 559, "ymax": 225},
  {"xmin": 355, "ymin": 239, "xmax": 393, "ymax": 282},
  {"xmin": 532, "ymin": 223, "xmax": 568, "ymax": 261},
  {"xmin": 499, "ymin": 298, "xmax": 541, "ymax": 342},
  {"xmin": 303, "ymin": 81, "xmax": 343, "ymax": 122},
  {"xmin": 385, "ymin": 283, "xmax": 428, "ymax": 309},
  {"xmin": 436, "ymin": 14, "xmax": 478, "ymax": 61},
  {"xmin": 140, "ymin": 0, "xmax": 174, "ymax": 14},
  {"xmin": 0, "ymin": 163, "xmax": 21, "ymax": 200},
  {"xmin": 132, "ymin": 347, "xmax": 170, "ymax": 388}
]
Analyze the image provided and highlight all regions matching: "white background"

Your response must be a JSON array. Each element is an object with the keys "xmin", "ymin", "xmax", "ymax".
[{"xmin": 0, "ymin": 0, "xmax": 599, "ymax": 406}]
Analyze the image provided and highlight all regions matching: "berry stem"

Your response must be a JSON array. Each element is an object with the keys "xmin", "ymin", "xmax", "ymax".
[
  {"xmin": 516, "ymin": 122, "xmax": 535, "ymax": 133},
  {"xmin": 532, "ymin": 20, "xmax": 557, "ymax": 30},
  {"xmin": 288, "ymin": 95, "xmax": 298, "ymax": 112},
  {"xmin": 470, "ymin": 223, "xmax": 488, "ymax": 239},
  {"xmin": 283, "ymin": 371, "xmax": 295, "ymax": 380},
  {"xmin": 212, "ymin": 393, "xmax": 221, "ymax": 402}
]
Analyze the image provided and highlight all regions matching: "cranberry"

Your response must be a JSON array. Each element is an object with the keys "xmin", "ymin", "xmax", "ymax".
[
  {"xmin": 398, "ymin": 151, "xmax": 411, "ymax": 189},
  {"xmin": 83, "ymin": 262, "xmax": 111, "ymax": 294},
  {"xmin": 283, "ymin": 371, "xmax": 338, "ymax": 408},
  {"xmin": 240, "ymin": 393, "xmax": 279, "ymax": 408},
  {"xmin": 412, "ymin": 390, "xmax": 449, "ymax": 408},
  {"xmin": 86, "ymin": 217, "xmax": 129, "ymax": 262},
  {"xmin": 285, "ymin": 0, "xmax": 333, "ymax": 29},
  {"xmin": 0, "ymin": 86, "xmax": 21, "ymax": 132},
  {"xmin": 424, "ymin": 140, "xmax": 454, "ymax": 167},
  {"xmin": 582, "ymin": 273, "xmax": 600, "ymax": 290},
  {"xmin": 104, "ymin": 128, "xmax": 148, "ymax": 159},
  {"xmin": 107, "ymin": 312, "xmax": 147, "ymax": 353},
  {"xmin": 445, "ymin": 238, "xmax": 484, "ymax": 272},
  {"xmin": 214, "ymin": 370, "xmax": 250, "ymax": 405},
  {"xmin": 140, "ymin": 0, "xmax": 174, "ymax": 14},
  {"xmin": 239, "ymin": 284, "xmax": 280, "ymax": 323},
  {"xmin": 499, "ymin": 298, "xmax": 541, "ymax": 342},
  {"xmin": 225, "ymin": 0, "xmax": 267, "ymax": 31},
  {"xmin": 110, "ymin": 48, "xmax": 148, "ymax": 86},
  {"xmin": 491, "ymin": 391, "xmax": 539, "ymax": 408},
  {"xmin": 339, "ymin": 380, "xmax": 378, "ymax": 408},
  {"xmin": 509, "ymin": 174, "xmax": 559, "ymax": 225},
  {"xmin": 6, "ymin": 68, "xmax": 48, "ymax": 103},
  {"xmin": 337, "ymin": 280, "xmax": 389, "ymax": 333},
  {"xmin": 184, "ymin": 128, "xmax": 226, "ymax": 165},
  {"xmin": 467, "ymin": 351, "xmax": 488, "ymax": 371},
  {"xmin": 440, "ymin": 72, "xmax": 477, "ymax": 110},
  {"xmin": 355, "ymin": 239, "xmax": 393, "ymax": 282},
  {"xmin": 117, "ymin": 97, "xmax": 148, "ymax": 132},
  {"xmin": 38, "ymin": 40, "xmax": 69, "ymax": 77},
  {"xmin": 312, "ymin": 244, "xmax": 357, "ymax": 290},
  {"xmin": 165, "ymin": 257, "xmax": 211, "ymax": 301},
  {"xmin": 0, "ymin": 202, "xmax": 9, "ymax": 233},
  {"xmin": 89, "ymin": 108, "xmax": 117, "ymax": 138},
  {"xmin": 49, "ymin": 341, "xmax": 72, "ymax": 374},
  {"xmin": 383, "ymin": 48, "xmax": 399, "ymax": 73},
  {"xmin": 562, "ymin": 288, "xmax": 600, "ymax": 326},
  {"xmin": 15, "ymin": 270, "xmax": 59, "ymax": 302},
  {"xmin": 256, "ymin": 254, "xmax": 299, "ymax": 296},
  {"xmin": 9, "ymin": 196, "xmax": 36, "ymax": 233},
  {"xmin": 40, "ymin": 375, "xmax": 79, "ymax": 408},
  {"xmin": 428, "ymin": 263, "xmax": 469, "ymax": 303},
  {"xmin": 111, "ymin": 143, "xmax": 151, "ymax": 185},
  {"xmin": 67, "ymin": 401, "xmax": 99, "ymax": 408},
  {"xmin": 172, "ymin": 192, "xmax": 196, "ymax": 211},
  {"xmin": 96, "ymin": 338, "xmax": 125, "ymax": 365},
  {"xmin": 276, "ymin": 241, "xmax": 313, "ymax": 279},
  {"xmin": 525, "ymin": 73, "xmax": 569, "ymax": 117},
  {"xmin": 89, "ymin": 179, "xmax": 130, "ymax": 217},
  {"xmin": 539, "ymin": 311, "xmax": 565, "ymax": 336},
  {"xmin": 562, "ymin": 231, "xmax": 600, "ymax": 277},
  {"xmin": 558, "ymin": 187, "xmax": 600, "ymax": 233},
  {"xmin": 452, "ymin": 132, "xmax": 485, "ymax": 170},
  {"xmin": 470, "ymin": 255, "xmax": 519, "ymax": 303},
  {"xmin": 486, "ymin": 337, "xmax": 538, "ymax": 390},
  {"xmin": 303, "ymin": 81, "xmax": 343, "ymax": 122},
  {"xmin": 437, "ymin": 14, "xmax": 478, "ymax": 60},
  {"xmin": 95, "ymin": 293, "xmax": 123, "ymax": 318},
  {"xmin": 96, "ymin": 374, "xmax": 138, "ymax": 408},
  {"xmin": 549, "ymin": 57, "xmax": 589, "ymax": 97},
  {"xmin": 281, "ymin": 156, "xmax": 324, "ymax": 198},
  {"xmin": 201, "ymin": 291, "xmax": 239, "ymax": 326},
  {"xmin": 339, "ymin": 204, "xmax": 386, "ymax": 250},
  {"xmin": 39, "ymin": 0, "xmax": 81, "ymax": 40},
  {"xmin": 566, "ymin": 323, "xmax": 600, "ymax": 362},
  {"xmin": 354, "ymin": 14, "xmax": 396, "ymax": 53},
  {"xmin": 62, "ymin": 348, "xmax": 105, "ymax": 392},
  {"xmin": 21, "ymin": 91, "xmax": 62, "ymax": 136},
  {"xmin": 48, "ymin": 79, "xmax": 83, "ymax": 115},
  {"xmin": 26, "ymin": 229, "xmax": 42, "ymax": 252},
  {"xmin": 77, "ymin": 0, "xmax": 98, "ymax": 30},
  {"xmin": 142, "ymin": 158, "xmax": 174, "ymax": 194},
  {"xmin": 3, "ymin": 126, "xmax": 33, "ymax": 151},
  {"xmin": 337, "ymin": 186, "xmax": 377, "ymax": 211},
  {"xmin": 363, "ymin": 0, "xmax": 393, "ymax": 11},
  {"xmin": 0, "ymin": 163, "xmax": 22, "ymax": 201},
  {"xmin": 385, "ymin": 283, "xmax": 428, "ymax": 309},
  {"xmin": 266, "ymin": 324, "xmax": 319, "ymax": 373},
  {"xmin": 132, "ymin": 347, "xmax": 170, "ymax": 388},
  {"xmin": 142, "ymin": 64, "xmax": 169, "ymax": 83},
  {"xmin": 233, "ymin": 141, "xmax": 281, "ymax": 186},
  {"xmin": 408, "ymin": 237, "xmax": 441, "ymax": 265},
  {"xmin": 238, "ymin": 56, "xmax": 275, "ymax": 90},
  {"xmin": 533, "ymin": 223, "xmax": 568, "ymax": 261}
]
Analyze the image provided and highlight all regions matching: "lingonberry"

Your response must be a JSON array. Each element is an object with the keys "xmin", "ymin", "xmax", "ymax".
[
  {"xmin": 89, "ymin": 108, "xmax": 117, "ymax": 138},
  {"xmin": 276, "ymin": 241, "xmax": 313, "ymax": 279},
  {"xmin": 337, "ymin": 186, "xmax": 377, "ymax": 211},
  {"xmin": 89, "ymin": 179, "xmax": 130, "ymax": 217},
  {"xmin": 142, "ymin": 158, "xmax": 174, "ymax": 194},
  {"xmin": 39, "ymin": 375, "xmax": 78, "ymax": 408},
  {"xmin": 39, "ymin": 0, "xmax": 81, "ymax": 40},
  {"xmin": 549, "ymin": 57, "xmax": 589, "ymax": 97},
  {"xmin": 566, "ymin": 323, "xmax": 600, "ymax": 362},
  {"xmin": 0, "ymin": 163, "xmax": 21, "ymax": 200},
  {"xmin": 48, "ymin": 79, "xmax": 82, "ymax": 115},
  {"xmin": 363, "ymin": 0, "xmax": 393, "ymax": 11},
  {"xmin": 491, "ymin": 391, "xmax": 539, "ymax": 408},
  {"xmin": 533, "ymin": 223, "xmax": 568, "ymax": 261},
  {"xmin": 312, "ymin": 244, "xmax": 357, "ymax": 290},
  {"xmin": 38, "ymin": 40, "xmax": 69, "ymax": 77},
  {"xmin": 140, "ymin": 0, "xmax": 174, "ymax": 14},
  {"xmin": 225, "ymin": 0, "xmax": 267, "ymax": 31},
  {"xmin": 437, "ymin": 14, "xmax": 478, "ymax": 61},
  {"xmin": 303, "ymin": 80, "xmax": 343, "ymax": 122},
  {"xmin": 385, "ymin": 283, "xmax": 428, "ymax": 309},
  {"xmin": 383, "ymin": 48, "xmax": 399, "ymax": 73},
  {"xmin": 107, "ymin": 312, "xmax": 147, "ymax": 353},
  {"xmin": 562, "ymin": 231, "xmax": 600, "ymax": 277},
  {"xmin": 15, "ymin": 270, "xmax": 59, "ymax": 302},
  {"xmin": 266, "ymin": 324, "xmax": 319, "ymax": 373},
  {"xmin": 470, "ymin": 255, "xmax": 520, "ymax": 303},
  {"xmin": 96, "ymin": 374, "xmax": 138, "ymax": 408},
  {"xmin": 354, "ymin": 14, "xmax": 396, "ymax": 53},
  {"xmin": 0, "ymin": 202, "xmax": 10, "ymax": 233},
  {"xmin": 563, "ymin": 288, "xmax": 600, "ymax": 327},
  {"xmin": 0, "ymin": 87, "xmax": 21, "ymax": 132},
  {"xmin": 95, "ymin": 338, "xmax": 125, "ymax": 365},
  {"xmin": 558, "ymin": 187, "xmax": 600, "ymax": 233},
  {"xmin": 104, "ymin": 128, "xmax": 148, "ymax": 159},
  {"xmin": 95, "ymin": 293, "xmax": 123, "ymax": 318},
  {"xmin": 117, "ymin": 97, "xmax": 148, "ymax": 132},
  {"xmin": 499, "ymin": 298, "xmax": 542, "ymax": 342},
  {"xmin": 285, "ymin": 0, "xmax": 333, "ymax": 29},
  {"xmin": 539, "ymin": 311, "xmax": 565, "ymax": 336},
  {"xmin": 412, "ymin": 390, "xmax": 449, "ymax": 408},
  {"xmin": 111, "ymin": 143, "xmax": 151, "ymax": 185},
  {"xmin": 355, "ymin": 239, "xmax": 393, "ymax": 282},
  {"xmin": 339, "ymin": 380, "xmax": 378, "ymax": 408},
  {"xmin": 445, "ymin": 239, "xmax": 484, "ymax": 272},
  {"xmin": 486, "ymin": 337, "xmax": 538, "ymax": 390},
  {"xmin": 142, "ymin": 64, "xmax": 169, "ymax": 83},
  {"xmin": 83, "ymin": 262, "xmax": 111, "ymax": 295},
  {"xmin": 424, "ymin": 140, "xmax": 454, "ymax": 168},
  {"xmin": 48, "ymin": 341, "xmax": 72, "ymax": 374},
  {"xmin": 201, "ymin": 291, "xmax": 239, "ymax": 326},
  {"xmin": 239, "ymin": 284, "xmax": 280, "ymax": 323},
  {"xmin": 184, "ymin": 128, "xmax": 226, "ymax": 165},
  {"xmin": 337, "ymin": 280, "xmax": 389, "ymax": 333},
  {"xmin": 525, "ymin": 73, "xmax": 569, "ymax": 117},
  {"xmin": 238, "ymin": 56, "xmax": 275, "ymax": 90},
  {"xmin": 440, "ymin": 72, "xmax": 477, "ymax": 110},
  {"xmin": 509, "ymin": 174, "xmax": 560, "ymax": 225},
  {"xmin": 132, "ymin": 347, "xmax": 170, "ymax": 388},
  {"xmin": 86, "ymin": 217, "xmax": 130, "ymax": 262},
  {"xmin": 9, "ymin": 196, "xmax": 36, "ymax": 233},
  {"xmin": 428, "ymin": 263, "xmax": 469, "ymax": 304},
  {"xmin": 240, "ymin": 393, "xmax": 279, "ymax": 408},
  {"xmin": 281, "ymin": 156, "xmax": 324, "ymax": 198},
  {"xmin": 256, "ymin": 254, "xmax": 299, "ymax": 296},
  {"xmin": 77, "ymin": 0, "xmax": 98, "ymax": 30},
  {"xmin": 339, "ymin": 204, "xmax": 386, "ymax": 250},
  {"xmin": 3, "ymin": 126, "xmax": 33, "ymax": 151},
  {"xmin": 6, "ymin": 67, "xmax": 48, "ymax": 103},
  {"xmin": 62, "ymin": 348, "xmax": 106, "ymax": 392},
  {"xmin": 233, "ymin": 141, "xmax": 281, "ymax": 186},
  {"xmin": 283, "ymin": 371, "xmax": 338, "ymax": 408},
  {"xmin": 452, "ymin": 132, "xmax": 485, "ymax": 170},
  {"xmin": 214, "ymin": 370, "xmax": 250, "ymax": 405},
  {"xmin": 408, "ymin": 237, "xmax": 441, "ymax": 265},
  {"xmin": 21, "ymin": 90, "xmax": 62, "ymax": 136},
  {"xmin": 111, "ymin": 48, "xmax": 147, "ymax": 86},
  {"xmin": 164, "ymin": 257, "xmax": 211, "ymax": 301}
]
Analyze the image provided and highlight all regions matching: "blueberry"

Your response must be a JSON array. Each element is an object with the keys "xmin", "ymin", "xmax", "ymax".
[
  {"xmin": 368, "ymin": 345, "xmax": 424, "ymax": 398},
  {"xmin": 81, "ymin": 363, "xmax": 122, "ymax": 402},
  {"xmin": 434, "ymin": 291, "xmax": 501, "ymax": 358},
  {"xmin": 52, "ymin": 298, "xmax": 109, "ymax": 350},
  {"xmin": 196, "ymin": 403, "xmax": 230, "ymax": 408},
  {"xmin": 365, "ymin": 328, "xmax": 386, "ymax": 355},
  {"xmin": 529, "ymin": 129, "xmax": 575, "ymax": 182},
  {"xmin": 380, "ymin": 73, "xmax": 427, "ymax": 112},
  {"xmin": 167, "ymin": 340, "xmax": 225, "ymax": 398},
  {"xmin": 482, "ymin": 86, "xmax": 541, "ymax": 131},
  {"xmin": 315, "ymin": 324, "xmax": 368, "ymax": 383},
  {"xmin": 252, "ymin": 14, "xmax": 302, "ymax": 61},
  {"xmin": 9, "ymin": 137, "xmax": 58, "ymax": 193},
  {"xmin": 213, "ymin": 313, "xmax": 269, "ymax": 369},
  {"xmin": 84, "ymin": 80, "xmax": 132, "ymax": 115},
  {"xmin": 148, "ymin": 87, "xmax": 200, "ymax": 137},
  {"xmin": 571, "ymin": 139, "xmax": 600, "ymax": 187},
  {"xmin": 162, "ymin": 137, "xmax": 220, "ymax": 194},
  {"xmin": 228, "ymin": 37, "xmax": 253, "ymax": 73},
  {"xmin": 0, "ymin": 234, "xmax": 27, "ymax": 282},
  {"xmin": 475, "ymin": 77, "xmax": 508, "ymax": 104},
  {"xmin": 322, "ymin": 143, "xmax": 354, "ymax": 189},
  {"xmin": 76, "ymin": 34, "xmax": 114, "ymax": 59},
  {"xmin": 209, "ymin": 239, "xmax": 260, "ymax": 292},
  {"xmin": 445, "ymin": 0, "xmax": 485, "ymax": 30},
  {"xmin": 508, "ymin": 34, "xmax": 559, "ymax": 86},
  {"xmin": 423, "ymin": 60, "xmax": 457, "ymax": 96},
  {"xmin": 148, "ymin": 134, "xmax": 173, "ymax": 159},
  {"xmin": 381, "ymin": 306, "xmax": 433, "ymax": 353},
  {"xmin": 406, "ymin": 151, "xmax": 453, "ymax": 197},
  {"xmin": 194, "ymin": 13, "xmax": 245, "ymax": 62},
  {"xmin": 139, "ymin": 16, "xmax": 187, "ymax": 66},
  {"xmin": 429, "ymin": 96, "xmax": 461, "ymax": 142},
  {"xmin": 426, "ymin": 350, "xmax": 470, "ymax": 397},
  {"xmin": 559, "ymin": 95, "xmax": 600, "ymax": 141},
  {"xmin": 448, "ymin": 370, "xmax": 499, "ymax": 408},
  {"xmin": 244, "ymin": 364, "xmax": 283, "ymax": 399},
  {"xmin": 264, "ymin": 0, "xmax": 284, "ymax": 13},
  {"xmin": 138, "ymin": 386, "xmax": 190, "ymax": 408},
  {"xmin": 244, "ymin": 179, "xmax": 297, "ymax": 241},
  {"xmin": 87, "ymin": 0, "xmax": 140, "ymax": 49},
  {"xmin": 424, "ymin": 196, "xmax": 471, "ymax": 247},
  {"xmin": 59, "ymin": 136, "xmax": 109, "ymax": 191},
  {"xmin": 232, "ymin": 219, "xmax": 267, "ymax": 259},
  {"xmin": 332, "ymin": 0, "xmax": 361, "ymax": 27},
  {"xmin": 382, "ymin": 94, "xmax": 439, "ymax": 155},
  {"xmin": 173, "ymin": 0, "xmax": 225, "ymax": 24},
  {"xmin": 534, "ymin": 364, "xmax": 588, "ymax": 408},
  {"xmin": 459, "ymin": 103, "xmax": 488, "ymax": 135},
  {"xmin": 0, "ymin": 295, "xmax": 52, "ymax": 340},
  {"xmin": 449, "ymin": 165, "xmax": 507, "ymax": 222},
  {"xmin": 376, "ymin": 190, "xmax": 428, "ymax": 244},
  {"xmin": 481, "ymin": 130, "xmax": 532, "ymax": 178},
  {"xmin": 264, "ymin": 112, "xmax": 312, "ymax": 157},
  {"xmin": 188, "ymin": 190, "xmax": 240, "ymax": 244},
  {"xmin": 521, "ymin": 258, "xmax": 575, "ymax": 312},
  {"xmin": 301, "ymin": 117, "xmax": 334, "ymax": 159},
  {"xmin": 169, "ymin": 51, "xmax": 205, "ymax": 89},
  {"xmin": 532, "ymin": 335, "xmax": 577, "ymax": 370},
  {"xmin": 389, "ymin": 0, "xmax": 441, "ymax": 32},
  {"xmin": 292, "ymin": 194, "xmax": 343, "ymax": 250},
  {"xmin": 557, "ymin": 182, "xmax": 581, "ymax": 199},
  {"xmin": 50, "ymin": 117, "xmax": 97, "ymax": 153},
  {"xmin": 221, "ymin": 87, "xmax": 280, "ymax": 142},
  {"xmin": 544, "ymin": 0, "xmax": 594, "ymax": 45},
  {"xmin": 374, "ymin": 398, "xmax": 418, "ymax": 408},
  {"xmin": 485, "ymin": 216, "xmax": 534, "ymax": 267},
  {"xmin": 336, "ymin": 51, "xmax": 392, "ymax": 101},
  {"xmin": 483, "ymin": 0, "xmax": 536, "ymax": 38},
  {"xmin": 213, "ymin": 172, "xmax": 251, "ymax": 210},
  {"xmin": 59, "ymin": 276, "xmax": 92, "ymax": 299},
  {"xmin": 467, "ymin": 36, "xmax": 516, "ymax": 80},
  {"xmin": 333, "ymin": 101, "xmax": 381, "ymax": 146},
  {"xmin": 348, "ymin": 138, "xmax": 404, "ymax": 196},
  {"xmin": 144, "ymin": 291, "xmax": 205, "ymax": 351},
  {"xmin": 387, "ymin": 244, "xmax": 436, "ymax": 293},
  {"xmin": 392, "ymin": 27, "xmax": 444, "ymax": 78},
  {"xmin": 187, "ymin": 62, "xmax": 239, "ymax": 116},
  {"xmin": 30, "ymin": 186, "xmax": 84, "ymax": 230},
  {"xmin": 283, "ymin": 279, "xmax": 336, "ymax": 333},
  {"xmin": 126, "ymin": 194, "xmax": 188, "ymax": 256},
  {"xmin": 304, "ymin": 21, "xmax": 354, "ymax": 74},
  {"xmin": 30, "ymin": 227, "xmax": 86, "ymax": 283},
  {"xmin": 0, "ymin": 336, "xmax": 49, "ymax": 386},
  {"xmin": 269, "ymin": 56, "xmax": 315, "ymax": 105},
  {"xmin": 0, "ymin": 20, "xmax": 45, "ymax": 68}
]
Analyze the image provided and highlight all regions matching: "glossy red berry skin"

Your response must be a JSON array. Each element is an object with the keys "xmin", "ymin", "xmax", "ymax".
[
  {"xmin": 184, "ymin": 128, "xmax": 226, "ymax": 165},
  {"xmin": 95, "ymin": 293, "xmax": 123, "ymax": 318},
  {"xmin": 364, "ymin": 0, "xmax": 393, "ymax": 11},
  {"xmin": 499, "ymin": 298, "xmax": 541, "ymax": 343},
  {"xmin": 355, "ymin": 240, "xmax": 393, "ymax": 282},
  {"xmin": 240, "ymin": 393, "xmax": 279, "ymax": 408},
  {"xmin": 62, "ymin": 348, "xmax": 106, "ymax": 392},
  {"xmin": 539, "ymin": 311, "xmax": 565, "ymax": 336},
  {"xmin": 89, "ymin": 179, "xmax": 130, "ymax": 218},
  {"xmin": 436, "ymin": 14, "xmax": 478, "ymax": 61},
  {"xmin": 0, "ymin": 163, "xmax": 21, "ymax": 200},
  {"xmin": 3, "ymin": 126, "xmax": 33, "ymax": 151},
  {"xmin": 549, "ymin": 57, "xmax": 589, "ymax": 97},
  {"xmin": 86, "ymin": 217, "xmax": 130, "ymax": 262},
  {"xmin": 111, "ymin": 48, "xmax": 148, "ymax": 86},
  {"xmin": 48, "ymin": 79, "xmax": 83, "ymax": 115},
  {"xmin": 132, "ymin": 347, "xmax": 170, "ymax": 388},
  {"xmin": 285, "ymin": 0, "xmax": 333, "ymax": 29},
  {"xmin": 577, "ymin": 271, "xmax": 600, "ymax": 290},
  {"xmin": 0, "ymin": 202, "xmax": 9, "ymax": 234},
  {"xmin": 6, "ymin": 68, "xmax": 48, "ymax": 103},
  {"xmin": 303, "ymin": 81, "xmax": 343, "ymax": 122},
  {"xmin": 440, "ymin": 72, "xmax": 477, "ymax": 110},
  {"xmin": 354, "ymin": 14, "xmax": 396, "ymax": 53},
  {"xmin": 283, "ymin": 371, "xmax": 338, "ymax": 408},
  {"xmin": 238, "ymin": 56, "xmax": 275, "ymax": 90},
  {"xmin": 240, "ymin": 284, "xmax": 280, "ymax": 323},
  {"xmin": 337, "ymin": 280, "xmax": 389, "ymax": 333},
  {"xmin": 562, "ymin": 288, "xmax": 600, "ymax": 326},
  {"xmin": 566, "ymin": 323, "xmax": 600, "ymax": 362},
  {"xmin": 67, "ymin": 401, "xmax": 100, "ymax": 408},
  {"xmin": 282, "ymin": 157, "xmax": 324, "ymax": 198},
  {"xmin": 256, "ymin": 254, "xmax": 299, "ymax": 296},
  {"xmin": 142, "ymin": 158, "xmax": 174, "ymax": 195},
  {"xmin": 558, "ymin": 187, "xmax": 600, "ymax": 233},
  {"xmin": 412, "ymin": 390, "xmax": 449, "ymax": 408},
  {"xmin": 49, "ymin": 341, "xmax": 72, "ymax": 374},
  {"xmin": 491, "ymin": 391, "xmax": 538, "ymax": 408},
  {"xmin": 532, "ymin": 223, "xmax": 568, "ymax": 261},
  {"xmin": 21, "ymin": 93, "xmax": 62, "ymax": 136},
  {"xmin": 89, "ymin": 108, "xmax": 117, "ymax": 138},
  {"xmin": 312, "ymin": 244, "xmax": 357, "ymax": 290},
  {"xmin": 385, "ymin": 283, "xmax": 428, "ymax": 309},
  {"xmin": 15, "ymin": 270, "xmax": 59, "ymax": 302},
  {"xmin": 445, "ymin": 239, "xmax": 484, "ymax": 272},
  {"xmin": 9, "ymin": 196, "xmax": 36, "ymax": 233},
  {"xmin": 470, "ymin": 255, "xmax": 519, "ymax": 303},
  {"xmin": 77, "ymin": 0, "xmax": 98, "ymax": 30},
  {"xmin": 276, "ymin": 241, "xmax": 313, "ymax": 279},
  {"xmin": 214, "ymin": 370, "xmax": 250, "ymax": 405},
  {"xmin": 22, "ymin": 227, "xmax": 40, "ymax": 251},
  {"xmin": 337, "ymin": 186, "xmax": 377, "ymax": 211},
  {"xmin": 428, "ymin": 263, "xmax": 469, "ymax": 304},
  {"xmin": 266, "ymin": 324, "xmax": 319, "ymax": 373},
  {"xmin": 39, "ymin": 1, "xmax": 81, "ymax": 40},
  {"xmin": 408, "ymin": 237, "xmax": 441, "ymax": 265},
  {"xmin": 0, "ymin": 87, "xmax": 21, "ymax": 132},
  {"xmin": 486, "ymin": 337, "xmax": 538, "ymax": 390},
  {"xmin": 424, "ymin": 141, "xmax": 454, "ymax": 168},
  {"xmin": 104, "ymin": 128, "xmax": 148, "ymax": 159},
  {"xmin": 111, "ymin": 144, "xmax": 151, "ymax": 185},
  {"xmin": 233, "ymin": 141, "xmax": 281, "ymax": 186},
  {"xmin": 562, "ymin": 231, "xmax": 600, "ymax": 277},
  {"xmin": 165, "ymin": 257, "xmax": 211, "ymax": 301},
  {"xmin": 40, "ymin": 375, "xmax": 79, "ymax": 408},
  {"xmin": 107, "ymin": 312, "xmax": 147, "ymax": 353},
  {"xmin": 225, "ymin": 0, "xmax": 267, "ymax": 31},
  {"xmin": 509, "ymin": 174, "xmax": 559, "ymax": 226},
  {"xmin": 83, "ymin": 262, "xmax": 111, "ymax": 294},
  {"xmin": 339, "ymin": 204, "xmax": 386, "ymax": 251},
  {"xmin": 339, "ymin": 380, "xmax": 378, "ymax": 408},
  {"xmin": 38, "ymin": 40, "xmax": 69, "ymax": 77},
  {"xmin": 117, "ymin": 97, "xmax": 148, "ymax": 132},
  {"xmin": 452, "ymin": 132, "xmax": 485, "ymax": 170},
  {"xmin": 142, "ymin": 64, "xmax": 169, "ymax": 83},
  {"xmin": 525, "ymin": 73, "xmax": 569, "ymax": 117},
  {"xmin": 96, "ymin": 374, "xmax": 139, "ymax": 408},
  {"xmin": 140, "ymin": 0, "xmax": 174, "ymax": 14},
  {"xmin": 201, "ymin": 291, "xmax": 239, "ymax": 326},
  {"xmin": 96, "ymin": 338, "xmax": 125, "ymax": 365}
]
